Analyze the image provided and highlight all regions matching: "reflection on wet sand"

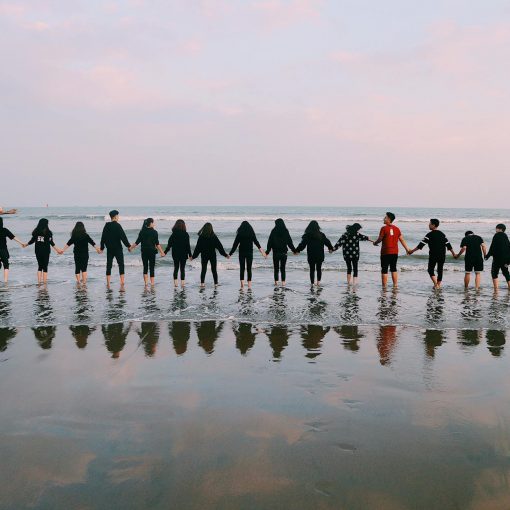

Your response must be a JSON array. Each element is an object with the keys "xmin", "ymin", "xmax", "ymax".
[
  {"xmin": 457, "ymin": 329, "xmax": 482, "ymax": 352},
  {"xmin": 103, "ymin": 288, "xmax": 127, "ymax": 323},
  {"xmin": 196, "ymin": 321, "xmax": 223, "ymax": 355},
  {"xmin": 334, "ymin": 325, "xmax": 364, "ymax": 352},
  {"xmin": 169, "ymin": 321, "xmax": 190, "ymax": 355},
  {"xmin": 0, "ymin": 327, "xmax": 16, "ymax": 352},
  {"xmin": 266, "ymin": 325, "xmax": 290, "ymax": 361},
  {"xmin": 234, "ymin": 323, "xmax": 256, "ymax": 356},
  {"xmin": 0, "ymin": 290, "xmax": 11, "ymax": 323},
  {"xmin": 137, "ymin": 322, "xmax": 160, "ymax": 357},
  {"xmin": 376, "ymin": 325, "xmax": 398, "ymax": 366},
  {"xmin": 424, "ymin": 329, "xmax": 446, "ymax": 359},
  {"xmin": 486, "ymin": 330, "xmax": 506, "ymax": 357},
  {"xmin": 102, "ymin": 322, "xmax": 131, "ymax": 359},
  {"xmin": 338, "ymin": 289, "xmax": 361, "ymax": 323},
  {"xmin": 34, "ymin": 287, "xmax": 54, "ymax": 324},
  {"xmin": 376, "ymin": 289, "xmax": 399, "ymax": 324},
  {"xmin": 32, "ymin": 325, "xmax": 56, "ymax": 350},
  {"xmin": 69, "ymin": 325, "xmax": 96, "ymax": 349},
  {"xmin": 425, "ymin": 291, "xmax": 445, "ymax": 326},
  {"xmin": 268, "ymin": 287, "xmax": 287, "ymax": 323},
  {"xmin": 300, "ymin": 325, "xmax": 329, "ymax": 360},
  {"xmin": 306, "ymin": 286, "xmax": 327, "ymax": 322},
  {"xmin": 72, "ymin": 287, "xmax": 93, "ymax": 323}
]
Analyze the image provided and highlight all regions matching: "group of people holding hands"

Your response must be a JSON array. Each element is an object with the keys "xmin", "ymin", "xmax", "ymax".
[{"xmin": 1, "ymin": 210, "xmax": 509, "ymax": 291}]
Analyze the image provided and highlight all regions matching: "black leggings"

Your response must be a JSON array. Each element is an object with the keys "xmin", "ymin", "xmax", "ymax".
[
  {"xmin": 308, "ymin": 259, "xmax": 323, "ymax": 284},
  {"xmin": 273, "ymin": 254, "xmax": 287, "ymax": 282},
  {"xmin": 201, "ymin": 255, "xmax": 218, "ymax": 284},
  {"xmin": 344, "ymin": 257, "xmax": 359, "ymax": 277},
  {"xmin": 106, "ymin": 249, "xmax": 124, "ymax": 276},
  {"xmin": 36, "ymin": 251, "xmax": 50, "ymax": 273},
  {"xmin": 491, "ymin": 260, "xmax": 510, "ymax": 281},
  {"xmin": 428, "ymin": 255, "xmax": 445, "ymax": 281},
  {"xmin": 173, "ymin": 256, "xmax": 186, "ymax": 280},
  {"xmin": 74, "ymin": 254, "xmax": 89, "ymax": 274},
  {"xmin": 0, "ymin": 249, "xmax": 10, "ymax": 270},
  {"xmin": 239, "ymin": 254, "xmax": 253, "ymax": 281},
  {"xmin": 142, "ymin": 251, "xmax": 156, "ymax": 277}
]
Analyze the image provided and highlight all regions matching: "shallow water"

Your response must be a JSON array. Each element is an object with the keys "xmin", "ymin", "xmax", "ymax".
[
  {"xmin": 2, "ymin": 206, "xmax": 510, "ymax": 330},
  {"xmin": 1, "ymin": 322, "xmax": 510, "ymax": 509}
]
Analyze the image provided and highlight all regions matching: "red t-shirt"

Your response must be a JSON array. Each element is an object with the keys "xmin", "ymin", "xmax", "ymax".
[{"xmin": 379, "ymin": 225, "xmax": 401, "ymax": 255}]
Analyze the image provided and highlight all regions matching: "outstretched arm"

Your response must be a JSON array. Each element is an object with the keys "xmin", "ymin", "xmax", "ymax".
[
  {"xmin": 455, "ymin": 247, "xmax": 466, "ymax": 259},
  {"xmin": 400, "ymin": 235, "xmax": 412, "ymax": 255}
]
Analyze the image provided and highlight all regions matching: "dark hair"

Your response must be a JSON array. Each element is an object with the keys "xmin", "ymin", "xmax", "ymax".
[
  {"xmin": 143, "ymin": 217, "xmax": 154, "ymax": 229},
  {"xmin": 496, "ymin": 223, "xmax": 506, "ymax": 232},
  {"xmin": 237, "ymin": 220, "xmax": 255, "ymax": 237},
  {"xmin": 430, "ymin": 218, "xmax": 440, "ymax": 228},
  {"xmin": 172, "ymin": 219, "xmax": 186, "ymax": 233},
  {"xmin": 32, "ymin": 218, "xmax": 50, "ymax": 237},
  {"xmin": 304, "ymin": 220, "xmax": 321, "ymax": 239},
  {"xmin": 273, "ymin": 218, "xmax": 288, "ymax": 235},
  {"xmin": 71, "ymin": 221, "xmax": 87, "ymax": 239},
  {"xmin": 0, "ymin": 218, "xmax": 3, "ymax": 229},
  {"xmin": 386, "ymin": 212, "xmax": 395, "ymax": 222},
  {"xmin": 347, "ymin": 223, "xmax": 362, "ymax": 235},
  {"xmin": 465, "ymin": 230, "xmax": 473, "ymax": 237},
  {"xmin": 198, "ymin": 222, "xmax": 214, "ymax": 238},
  {"xmin": 109, "ymin": 210, "xmax": 119, "ymax": 219}
]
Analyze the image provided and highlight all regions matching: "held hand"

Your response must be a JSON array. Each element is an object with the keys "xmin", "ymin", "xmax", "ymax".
[
  {"xmin": 226, "ymin": 255, "xmax": 230, "ymax": 259},
  {"xmin": 188, "ymin": 256, "xmax": 193, "ymax": 261},
  {"xmin": 328, "ymin": 249, "xmax": 333, "ymax": 254},
  {"xmin": 95, "ymin": 247, "xmax": 101, "ymax": 254}
]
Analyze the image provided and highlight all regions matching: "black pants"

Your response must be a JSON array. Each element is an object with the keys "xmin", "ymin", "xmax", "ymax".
[
  {"xmin": 0, "ymin": 249, "xmax": 9, "ymax": 270},
  {"xmin": 173, "ymin": 256, "xmax": 186, "ymax": 280},
  {"xmin": 381, "ymin": 254, "xmax": 398, "ymax": 274},
  {"xmin": 36, "ymin": 250, "xmax": 50, "ymax": 272},
  {"xmin": 344, "ymin": 256, "xmax": 359, "ymax": 277},
  {"xmin": 106, "ymin": 249, "xmax": 124, "ymax": 276},
  {"xmin": 142, "ymin": 251, "xmax": 156, "ymax": 277},
  {"xmin": 201, "ymin": 255, "xmax": 218, "ymax": 284},
  {"xmin": 428, "ymin": 255, "xmax": 445, "ymax": 281},
  {"xmin": 491, "ymin": 260, "xmax": 510, "ymax": 281},
  {"xmin": 273, "ymin": 253, "xmax": 287, "ymax": 282},
  {"xmin": 239, "ymin": 253, "xmax": 253, "ymax": 281},
  {"xmin": 74, "ymin": 254, "xmax": 89, "ymax": 274},
  {"xmin": 308, "ymin": 258, "xmax": 323, "ymax": 284}
]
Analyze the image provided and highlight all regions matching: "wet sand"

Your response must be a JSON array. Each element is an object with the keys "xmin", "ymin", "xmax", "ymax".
[{"xmin": 1, "ymin": 322, "xmax": 510, "ymax": 509}]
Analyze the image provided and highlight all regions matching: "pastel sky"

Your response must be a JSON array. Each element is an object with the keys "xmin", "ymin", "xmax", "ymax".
[{"xmin": 1, "ymin": 0, "xmax": 509, "ymax": 207}]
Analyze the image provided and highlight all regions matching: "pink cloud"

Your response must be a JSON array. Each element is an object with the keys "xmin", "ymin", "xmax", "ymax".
[{"xmin": 251, "ymin": 0, "xmax": 324, "ymax": 30}]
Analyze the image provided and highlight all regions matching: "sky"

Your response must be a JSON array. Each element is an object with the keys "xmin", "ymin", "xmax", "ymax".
[{"xmin": 1, "ymin": 0, "xmax": 509, "ymax": 208}]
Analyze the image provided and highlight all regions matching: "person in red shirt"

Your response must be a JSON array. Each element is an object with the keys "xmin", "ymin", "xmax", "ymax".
[{"xmin": 374, "ymin": 212, "xmax": 411, "ymax": 288}]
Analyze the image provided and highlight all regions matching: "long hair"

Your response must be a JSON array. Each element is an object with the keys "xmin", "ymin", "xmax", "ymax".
[
  {"xmin": 237, "ymin": 220, "xmax": 255, "ymax": 238},
  {"xmin": 303, "ymin": 220, "xmax": 321, "ymax": 239},
  {"xmin": 138, "ymin": 217, "xmax": 154, "ymax": 238},
  {"xmin": 0, "ymin": 218, "xmax": 3, "ymax": 229},
  {"xmin": 71, "ymin": 221, "xmax": 87, "ymax": 239},
  {"xmin": 172, "ymin": 219, "xmax": 186, "ymax": 233},
  {"xmin": 32, "ymin": 218, "xmax": 50, "ymax": 237},
  {"xmin": 198, "ymin": 222, "xmax": 214, "ymax": 238}
]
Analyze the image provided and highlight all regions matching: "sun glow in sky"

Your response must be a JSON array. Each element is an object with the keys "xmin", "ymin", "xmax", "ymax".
[{"xmin": 1, "ymin": 0, "xmax": 509, "ymax": 207}]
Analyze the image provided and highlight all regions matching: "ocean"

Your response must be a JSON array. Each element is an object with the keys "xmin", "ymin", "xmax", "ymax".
[{"xmin": 0, "ymin": 205, "xmax": 509, "ymax": 329}]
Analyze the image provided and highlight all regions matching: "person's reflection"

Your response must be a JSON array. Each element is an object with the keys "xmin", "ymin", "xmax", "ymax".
[
  {"xmin": 376, "ymin": 289, "xmax": 398, "ymax": 324},
  {"xmin": 268, "ymin": 287, "xmax": 287, "ymax": 323},
  {"xmin": 237, "ymin": 290, "xmax": 255, "ymax": 319},
  {"xmin": 425, "ymin": 292, "xmax": 445, "ymax": 326},
  {"xmin": 307, "ymin": 287, "xmax": 327, "ymax": 322},
  {"xmin": 0, "ymin": 290, "xmax": 12, "ymax": 322},
  {"xmin": 32, "ymin": 326, "xmax": 56, "ymax": 350},
  {"xmin": 69, "ymin": 325, "xmax": 96, "ymax": 349},
  {"xmin": 334, "ymin": 325, "xmax": 364, "ymax": 352},
  {"xmin": 377, "ymin": 325, "xmax": 398, "ymax": 366},
  {"xmin": 457, "ymin": 329, "xmax": 481, "ymax": 351},
  {"xmin": 170, "ymin": 288, "xmax": 188, "ymax": 315},
  {"xmin": 34, "ymin": 287, "xmax": 54, "ymax": 323},
  {"xmin": 168, "ymin": 321, "xmax": 190, "ymax": 356},
  {"xmin": 104, "ymin": 288, "xmax": 127, "ymax": 323},
  {"xmin": 339, "ymin": 289, "xmax": 361, "ymax": 324},
  {"xmin": 73, "ymin": 286, "xmax": 93, "ymax": 323},
  {"xmin": 301, "ymin": 324, "xmax": 329, "ymax": 360},
  {"xmin": 424, "ymin": 329, "xmax": 445, "ymax": 359},
  {"xmin": 234, "ymin": 322, "xmax": 256, "ymax": 356},
  {"xmin": 460, "ymin": 290, "xmax": 482, "ymax": 322},
  {"xmin": 137, "ymin": 322, "xmax": 160, "ymax": 357},
  {"xmin": 487, "ymin": 292, "xmax": 510, "ymax": 328},
  {"xmin": 0, "ymin": 327, "xmax": 17, "ymax": 353},
  {"xmin": 266, "ymin": 325, "xmax": 289, "ymax": 361},
  {"xmin": 141, "ymin": 287, "xmax": 159, "ymax": 317},
  {"xmin": 486, "ymin": 330, "xmax": 506, "ymax": 357},
  {"xmin": 102, "ymin": 322, "xmax": 131, "ymax": 359},
  {"xmin": 196, "ymin": 321, "xmax": 223, "ymax": 355}
]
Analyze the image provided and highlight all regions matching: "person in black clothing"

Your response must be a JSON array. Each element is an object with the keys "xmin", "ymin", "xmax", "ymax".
[
  {"xmin": 409, "ymin": 219, "xmax": 456, "ymax": 288},
  {"xmin": 192, "ymin": 223, "xmax": 229, "ymax": 287},
  {"xmin": 60, "ymin": 222, "xmax": 101, "ymax": 284},
  {"xmin": 0, "ymin": 218, "xmax": 24, "ymax": 282},
  {"xmin": 334, "ymin": 223, "xmax": 374, "ymax": 285},
  {"xmin": 229, "ymin": 221, "xmax": 266, "ymax": 289},
  {"xmin": 265, "ymin": 218, "xmax": 296, "ymax": 286},
  {"xmin": 100, "ymin": 210, "xmax": 131, "ymax": 288},
  {"xmin": 130, "ymin": 218, "xmax": 165, "ymax": 286},
  {"xmin": 485, "ymin": 224, "xmax": 510, "ymax": 291},
  {"xmin": 23, "ymin": 218, "xmax": 62, "ymax": 284},
  {"xmin": 164, "ymin": 219, "xmax": 192, "ymax": 288},
  {"xmin": 455, "ymin": 230, "xmax": 487, "ymax": 290},
  {"xmin": 296, "ymin": 221, "xmax": 334, "ymax": 286}
]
